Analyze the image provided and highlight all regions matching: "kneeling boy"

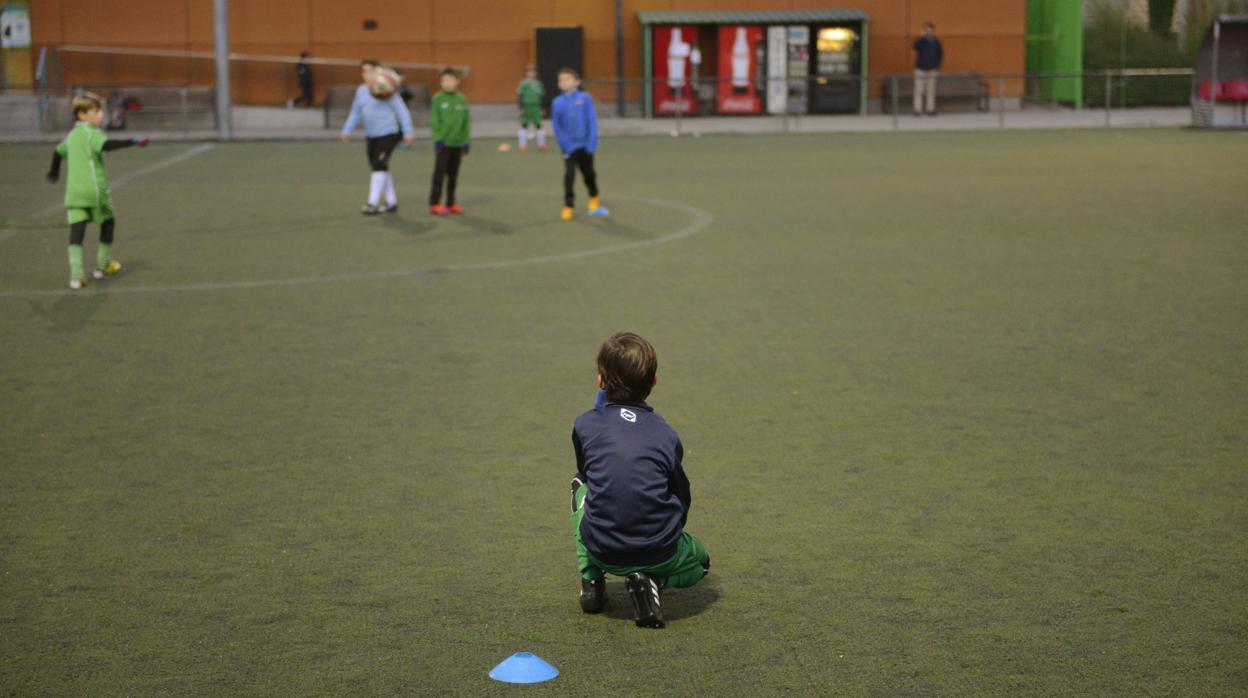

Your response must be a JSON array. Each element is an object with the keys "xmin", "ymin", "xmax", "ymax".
[{"xmin": 570, "ymin": 332, "xmax": 710, "ymax": 628}]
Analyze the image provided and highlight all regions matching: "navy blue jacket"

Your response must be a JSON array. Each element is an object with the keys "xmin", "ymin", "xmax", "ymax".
[
  {"xmin": 913, "ymin": 36, "xmax": 943, "ymax": 70},
  {"xmin": 573, "ymin": 401, "xmax": 690, "ymax": 566}
]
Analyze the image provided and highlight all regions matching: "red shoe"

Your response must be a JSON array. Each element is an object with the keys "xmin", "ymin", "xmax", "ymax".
[
  {"xmin": 538, "ymin": 144, "xmax": 550, "ymax": 152},
  {"xmin": 448, "ymin": 204, "xmax": 463, "ymax": 214},
  {"xmin": 430, "ymin": 204, "xmax": 449, "ymax": 216}
]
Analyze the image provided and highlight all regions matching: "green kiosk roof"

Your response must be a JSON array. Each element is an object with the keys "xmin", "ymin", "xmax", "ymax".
[{"xmin": 637, "ymin": 9, "xmax": 869, "ymax": 25}]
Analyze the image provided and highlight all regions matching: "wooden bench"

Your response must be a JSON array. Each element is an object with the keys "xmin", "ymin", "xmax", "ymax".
[{"xmin": 881, "ymin": 71, "xmax": 990, "ymax": 113}]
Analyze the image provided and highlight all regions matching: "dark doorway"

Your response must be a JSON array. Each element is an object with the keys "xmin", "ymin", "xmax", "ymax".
[{"xmin": 536, "ymin": 26, "xmax": 584, "ymax": 109}]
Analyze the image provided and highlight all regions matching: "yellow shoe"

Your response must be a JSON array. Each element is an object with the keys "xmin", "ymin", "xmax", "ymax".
[
  {"xmin": 587, "ymin": 196, "xmax": 600, "ymax": 212},
  {"xmin": 92, "ymin": 260, "xmax": 122, "ymax": 279},
  {"xmin": 560, "ymin": 206, "xmax": 574, "ymax": 221}
]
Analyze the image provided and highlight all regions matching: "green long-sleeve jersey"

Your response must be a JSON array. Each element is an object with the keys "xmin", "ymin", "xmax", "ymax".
[
  {"xmin": 55, "ymin": 122, "xmax": 112, "ymax": 210},
  {"xmin": 430, "ymin": 91, "xmax": 471, "ymax": 147},
  {"xmin": 517, "ymin": 79, "xmax": 544, "ymax": 108}
]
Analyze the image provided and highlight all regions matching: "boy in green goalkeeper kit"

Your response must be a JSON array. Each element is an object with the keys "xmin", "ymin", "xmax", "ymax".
[
  {"xmin": 428, "ymin": 67, "xmax": 471, "ymax": 215},
  {"xmin": 46, "ymin": 93, "xmax": 148, "ymax": 289},
  {"xmin": 516, "ymin": 65, "xmax": 547, "ymax": 152}
]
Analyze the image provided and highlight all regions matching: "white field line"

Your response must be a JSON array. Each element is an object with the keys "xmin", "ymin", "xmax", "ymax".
[{"xmin": 0, "ymin": 195, "xmax": 712, "ymax": 299}]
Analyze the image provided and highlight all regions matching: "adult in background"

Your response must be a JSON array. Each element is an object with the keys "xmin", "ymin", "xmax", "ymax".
[
  {"xmin": 912, "ymin": 22, "xmax": 943, "ymax": 117},
  {"xmin": 294, "ymin": 51, "xmax": 314, "ymax": 107}
]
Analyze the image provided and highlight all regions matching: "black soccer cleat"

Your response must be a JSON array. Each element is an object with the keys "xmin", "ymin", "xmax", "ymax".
[
  {"xmin": 579, "ymin": 576, "xmax": 607, "ymax": 613},
  {"xmin": 383, "ymin": 203, "xmax": 399, "ymax": 214},
  {"xmin": 625, "ymin": 572, "xmax": 665, "ymax": 628},
  {"xmin": 361, "ymin": 204, "xmax": 383, "ymax": 215}
]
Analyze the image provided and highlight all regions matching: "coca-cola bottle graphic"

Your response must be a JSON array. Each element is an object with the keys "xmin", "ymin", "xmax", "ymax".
[
  {"xmin": 667, "ymin": 28, "xmax": 691, "ymax": 89},
  {"xmin": 731, "ymin": 27, "xmax": 750, "ymax": 95}
]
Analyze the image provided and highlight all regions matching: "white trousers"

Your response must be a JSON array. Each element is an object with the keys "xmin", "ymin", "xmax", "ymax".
[{"xmin": 914, "ymin": 70, "xmax": 937, "ymax": 114}]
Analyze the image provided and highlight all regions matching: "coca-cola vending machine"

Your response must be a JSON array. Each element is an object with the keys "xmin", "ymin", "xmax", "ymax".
[
  {"xmin": 653, "ymin": 26, "xmax": 699, "ymax": 115},
  {"xmin": 716, "ymin": 25, "xmax": 764, "ymax": 114}
]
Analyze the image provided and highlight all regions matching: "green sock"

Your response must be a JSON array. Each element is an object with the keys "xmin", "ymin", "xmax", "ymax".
[
  {"xmin": 68, "ymin": 245, "xmax": 84, "ymax": 280},
  {"xmin": 97, "ymin": 243, "xmax": 112, "ymax": 271}
]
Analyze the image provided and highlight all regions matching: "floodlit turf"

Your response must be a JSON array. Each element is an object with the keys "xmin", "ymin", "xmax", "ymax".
[{"xmin": 1, "ymin": 129, "xmax": 1245, "ymax": 694}]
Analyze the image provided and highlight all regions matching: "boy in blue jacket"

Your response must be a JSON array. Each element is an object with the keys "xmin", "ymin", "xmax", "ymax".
[
  {"xmin": 570, "ymin": 332, "xmax": 710, "ymax": 628},
  {"xmin": 341, "ymin": 59, "xmax": 415, "ymax": 214},
  {"xmin": 551, "ymin": 68, "xmax": 608, "ymax": 221}
]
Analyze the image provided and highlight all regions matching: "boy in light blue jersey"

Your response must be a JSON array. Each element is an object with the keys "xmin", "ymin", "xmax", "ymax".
[{"xmin": 341, "ymin": 60, "xmax": 415, "ymax": 214}]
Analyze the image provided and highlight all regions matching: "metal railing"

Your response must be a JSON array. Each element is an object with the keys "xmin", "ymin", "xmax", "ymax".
[
  {"xmin": 7, "ymin": 45, "xmax": 467, "ymax": 133},
  {"xmin": 3, "ymin": 63, "xmax": 1209, "ymax": 136},
  {"xmin": 582, "ymin": 69, "xmax": 1198, "ymax": 133}
]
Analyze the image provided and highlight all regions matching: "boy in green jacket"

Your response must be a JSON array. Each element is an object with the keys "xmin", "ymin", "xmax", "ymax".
[
  {"xmin": 429, "ymin": 68, "xmax": 471, "ymax": 215},
  {"xmin": 46, "ymin": 92, "xmax": 148, "ymax": 289}
]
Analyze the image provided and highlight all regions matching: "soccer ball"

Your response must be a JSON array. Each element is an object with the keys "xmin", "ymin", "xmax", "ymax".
[{"xmin": 369, "ymin": 67, "xmax": 401, "ymax": 100}]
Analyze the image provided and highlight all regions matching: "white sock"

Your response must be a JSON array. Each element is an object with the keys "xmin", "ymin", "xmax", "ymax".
[
  {"xmin": 518, "ymin": 127, "xmax": 527, "ymax": 148},
  {"xmin": 536, "ymin": 129, "xmax": 546, "ymax": 146},
  {"xmin": 384, "ymin": 172, "xmax": 397, "ymax": 206},
  {"xmin": 368, "ymin": 172, "xmax": 386, "ymax": 206}
]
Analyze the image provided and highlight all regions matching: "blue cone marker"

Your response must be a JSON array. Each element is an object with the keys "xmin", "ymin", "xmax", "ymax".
[{"xmin": 489, "ymin": 652, "xmax": 559, "ymax": 684}]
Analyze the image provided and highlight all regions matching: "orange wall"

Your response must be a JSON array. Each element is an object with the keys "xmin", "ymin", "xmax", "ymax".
[{"xmin": 31, "ymin": 0, "xmax": 1024, "ymax": 104}]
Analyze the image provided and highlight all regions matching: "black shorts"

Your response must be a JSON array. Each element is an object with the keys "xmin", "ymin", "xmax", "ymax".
[{"xmin": 366, "ymin": 133, "xmax": 402, "ymax": 172}]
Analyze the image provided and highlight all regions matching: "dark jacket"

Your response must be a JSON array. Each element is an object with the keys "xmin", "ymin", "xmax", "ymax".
[
  {"xmin": 296, "ymin": 61, "xmax": 312, "ymax": 86},
  {"xmin": 573, "ymin": 401, "xmax": 690, "ymax": 566},
  {"xmin": 913, "ymin": 36, "xmax": 943, "ymax": 71}
]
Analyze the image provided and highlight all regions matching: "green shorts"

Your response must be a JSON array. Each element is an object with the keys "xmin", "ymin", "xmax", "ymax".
[
  {"xmin": 572, "ymin": 483, "xmax": 710, "ymax": 589},
  {"xmin": 520, "ymin": 108, "xmax": 542, "ymax": 127},
  {"xmin": 67, "ymin": 205, "xmax": 114, "ymax": 225}
]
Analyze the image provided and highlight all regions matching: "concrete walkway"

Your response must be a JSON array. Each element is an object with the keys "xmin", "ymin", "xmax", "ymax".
[{"xmin": 1, "ymin": 107, "xmax": 1193, "ymax": 143}]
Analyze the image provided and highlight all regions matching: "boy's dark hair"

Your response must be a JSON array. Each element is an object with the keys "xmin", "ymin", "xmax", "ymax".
[
  {"xmin": 440, "ymin": 66, "xmax": 460, "ymax": 78},
  {"xmin": 72, "ymin": 92, "xmax": 103, "ymax": 117},
  {"xmin": 558, "ymin": 67, "xmax": 580, "ymax": 79},
  {"xmin": 597, "ymin": 332, "xmax": 657, "ymax": 404},
  {"xmin": 923, "ymin": 22, "xmax": 935, "ymax": 30},
  {"xmin": 361, "ymin": 59, "xmax": 380, "ymax": 68}
]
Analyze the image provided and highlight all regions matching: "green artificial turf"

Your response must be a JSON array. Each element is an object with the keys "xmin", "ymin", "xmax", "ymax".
[{"xmin": 1, "ymin": 129, "xmax": 1245, "ymax": 695}]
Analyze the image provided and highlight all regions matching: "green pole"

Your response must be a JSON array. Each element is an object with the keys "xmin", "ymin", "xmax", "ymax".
[
  {"xmin": 859, "ymin": 21, "xmax": 869, "ymax": 115},
  {"xmin": 643, "ymin": 26, "xmax": 652, "ymax": 118}
]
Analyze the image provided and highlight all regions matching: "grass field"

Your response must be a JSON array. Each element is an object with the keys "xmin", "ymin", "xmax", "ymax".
[{"xmin": 1, "ymin": 129, "xmax": 1246, "ymax": 695}]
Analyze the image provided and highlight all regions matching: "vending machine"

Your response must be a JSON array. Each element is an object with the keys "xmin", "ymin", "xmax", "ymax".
[
  {"xmin": 810, "ymin": 26, "xmax": 860, "ymax": 113},
  {"xmin": 716, "ymin": 25, "xmax": 764, "ymax": 114},
  {"xmin": 765, "ymin": 26, "xmax": 787, "ymax": 114},
  {"xmin": 652, "ymin": 26, "xmax": 699, "ymax": 115},
  {"xmin": 786, "ymin": 26, "xmax": 810, "ymax": 114}
]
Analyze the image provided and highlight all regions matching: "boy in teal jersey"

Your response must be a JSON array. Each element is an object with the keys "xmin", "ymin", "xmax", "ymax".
[
  {"xmin": 45, "ymin": 93, "xmax": 148, "ymax": 289},
  {"xmin": 428, "ymin": 68, "xmax": 472, "ymax": 215},
  {"xmin": 516, "ymin": 65, "xmax": 547, "ymax": 153}
]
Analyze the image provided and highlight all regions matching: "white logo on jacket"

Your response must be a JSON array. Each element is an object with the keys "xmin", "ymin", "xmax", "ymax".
[{"xmin": 619, "ymin": 408, "xmax": 637, "ymax": 423}]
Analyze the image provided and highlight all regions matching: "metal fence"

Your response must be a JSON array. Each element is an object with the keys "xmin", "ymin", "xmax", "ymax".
[
  {"xmin": 2, "ymin": 55, "xmax": 1208, "ymax": 136},
  {"xmin": 583, "ymin": 69, "xmax": 1197, "ymax": 133},
  {"xmin": 7, "ymin": 45, "xmax": 463, "ymax": 134}
]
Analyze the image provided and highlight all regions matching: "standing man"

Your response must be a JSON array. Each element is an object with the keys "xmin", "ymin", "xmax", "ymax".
[
  {"xmin": 912, "ymin": 22, "xmax": 942, "ymax": 117},
  {"xmin": 294, "ymin": 51, "xmax": 314, "ymax": 107}
]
